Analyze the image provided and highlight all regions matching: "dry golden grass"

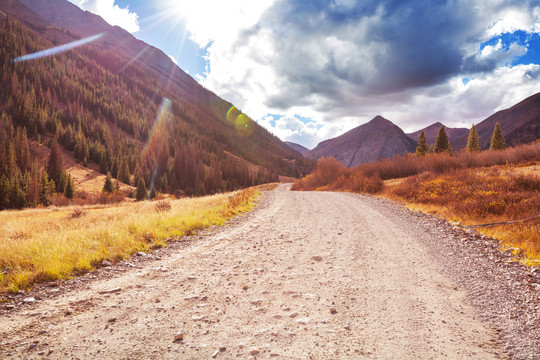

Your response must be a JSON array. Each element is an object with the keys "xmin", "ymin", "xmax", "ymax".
[
  {"xmin": 0, "ymin": 188, "xmax": 259, "ymax": 293},
  {"xmin": 385, "ymin": 165, "xmax": 540, "ymax": 262}
]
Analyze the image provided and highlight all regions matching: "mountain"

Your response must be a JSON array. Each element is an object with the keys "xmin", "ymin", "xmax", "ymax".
[
  {"xmin": 453, "ymin": 92, "xmax": 540, "ymax": 150},
  {"xmin": 407, "ymin": 122, "xmax": 468, "ymax": 148},
  {"xmin": 0, "ymin": 0, "xmax": 311, "ymax": 209},
  {"xmin": 285, "ymin": 141, "xmax": 309, "ymax": 155},
  {"xmin": 306, "ymin": 116, "xmax": 417, "ymax": 167}
]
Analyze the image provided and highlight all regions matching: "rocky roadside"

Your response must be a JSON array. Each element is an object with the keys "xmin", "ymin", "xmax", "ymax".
[{"xmin": 350, "ymin": 193, "xmax": 540, "ymax": 360}]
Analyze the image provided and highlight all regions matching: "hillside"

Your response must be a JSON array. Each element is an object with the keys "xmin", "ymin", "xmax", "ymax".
[
  {"xmin": 0, "ymin": 0, "xmax": 311, "ymax": 209},
  {"xmin": 407, "ymin": 122, "xmax": 468, "ymax": 148},
  {"xmin": 306, "ymin": 116, "xmax": 417, "ymax": 167},
  {"xmin": 285, "ymin": 141, "xmax": 309, "ymax": 155},
  {"xmin": 453, "ymin": 92, "xmax": 540, "ymax": 149}
]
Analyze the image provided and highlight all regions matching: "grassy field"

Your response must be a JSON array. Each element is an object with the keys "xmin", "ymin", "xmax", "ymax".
[
  {"xmin": 384, "ymin": 166, "xmax": 540, "ymax": 264},
  {"xmin": 292, "ymin": 143, "xmax": 540, "ymax": 264},
  {"xmin": 0, "ymin": 187, "xmax": 261, "ymax": 294}
]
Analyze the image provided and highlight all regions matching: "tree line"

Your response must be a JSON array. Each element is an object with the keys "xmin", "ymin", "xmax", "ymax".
[{"xmin": 415, "ymin": 122, "xmax": 506, "ymax": 157}]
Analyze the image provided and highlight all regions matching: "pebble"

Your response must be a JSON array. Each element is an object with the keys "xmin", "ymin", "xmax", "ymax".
[
  {"xmin": 101, "ymin": 260, "xmax": 112, "ymax": 266},
  {"xmin": 211, "ymin": 349, "xmax": 220, "ymax": 358},
  {"xmin": 66, "ymin": 307, "xmax": 74, "ymax": 315},
  {"xmin": 330, "ymin": 307, "xmax": 337, "ymax": 314},
  {"xmin": 23, "ymin": 297, "xmax": 35, "ymax": 303},
  {"xmin": 289, "ymin": 312, "xmax": 299, "ymax": 318},
  {"xmin": 192, "ymin": 315, "xmax": 206, "ymax": 321},
  {"xmin": 136, "ymin": 251, "xmax": 147, "ymax": 256},
  {"xmin": 250, "ymin": 349, "xmax": 260, "ymax": 356},
  {"xmin": 312, "ymin": 256, "xmax": 323, "ymax": 262},
  {"xmin": 173, "ymin": 331, "xmax": 184, "ymax": 342}
]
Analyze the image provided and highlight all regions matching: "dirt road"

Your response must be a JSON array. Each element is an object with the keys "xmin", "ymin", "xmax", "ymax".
[{"xmin": 2, "ymin": 184, "xmax": 537, "ymax": 359}]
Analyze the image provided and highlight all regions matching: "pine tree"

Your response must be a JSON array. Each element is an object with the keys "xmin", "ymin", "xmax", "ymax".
[
  {"xmin": 102, "ymin": 172, "xmax": 114, "ymax": 193},
  {"xmin": 119, "ymin": 159, "xmax": 130, "ymax": 184},
  {"xmin": 135, "ymin": 176, "xmax": 146, "ymax": 201},
  {"xmin": 46, "ymin": 137, "xmax": 64, "ymax": 192},
  {"xmin": 38, "ymin": 171, "xmax": 52, "ymax": 206},
  {"xmin": 149, "ymin": 185, "xmax": 157, "ymax": 199},
  {"xmin": 64, "ymin": 174, "xmax": 75, "ymax": 199},
  {"xmin": 99, "ymin": 152, "xmax": 108, "ymax": 174},
  {"xmin": 434, "ymin": 126, "xmax": 451, "ymax": 154},
  {"xmin": 466, "ymin": 124, "xmax": 480, "ymax": 152},
  {"xmin": 490, "ymin": 122, "xmax": 506, "ymax": 151},
  {"xmin": 415, "ymin": 130, "xmax": 428, "ymax": 157}
]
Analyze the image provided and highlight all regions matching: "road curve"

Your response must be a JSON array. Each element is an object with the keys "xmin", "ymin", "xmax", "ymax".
[{"xmin": 0, "ymin": 186, "xmax": 505, "ymax": 359}]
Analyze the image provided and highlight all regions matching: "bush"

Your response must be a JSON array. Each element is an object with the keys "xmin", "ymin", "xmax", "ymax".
[{"xmin": 154, "ymin": 200, "xmax": 171, "ymax": 212}]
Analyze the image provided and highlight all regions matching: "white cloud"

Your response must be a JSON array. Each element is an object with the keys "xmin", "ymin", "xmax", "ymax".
[
  {"xmin": 69, "ymin": 0, "xmax": 140, "ymax": 33},
  {"xmin": 485, "ymin": 6, "xmax": 540, "ymax": 38},
  {"xmin": 386, "ymin": 64, "xmax": 540, "ymax": 133},
  {"xmin": 171, "ymin": 0, "xmax": 540, "ymax": 148}
]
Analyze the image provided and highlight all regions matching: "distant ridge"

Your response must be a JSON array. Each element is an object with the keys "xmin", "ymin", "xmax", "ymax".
[
  {"xmin": 407, "ymin": 122, "xmax": 468, "ymax": 149},
  {"xmin": 453, "ymin": 92, "xmax": 540, "ymax": 149},
  {"xmin": 306, "ymin": 116, "xmax": 417, "ymax": 167},
  {"xmin": 285, "ymin": 141, "xmax": 309, "ymax": 155}
]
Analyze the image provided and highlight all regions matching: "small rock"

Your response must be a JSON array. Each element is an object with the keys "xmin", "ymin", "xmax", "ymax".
[
  {"xmin": 289, "ymin": 312, "xmax": 299, "ymax": 318},
  {"xmin": 187, "ymin": 276, "xmax": 197, "ymax": 280},
  {"xmin": 242, "ymin": 285, "xmax": 249, "ymax": 290},
  {"xmin": 344, "ymin": 324, "xmax": 351, "ymax": 330},
  {"xmin": 219, "ymin": 346, "xmax": 226, "ymax": 352},
  {"xmin": 192, "ymin": 315, "xmax": 206, "ymax": 321},
  {"xmin": 270, "ymin": 353, "xmax": 279, "ymax": 357},
  {"xmin": 136, "ymin": 251, "xmax": 147, "ymax": 256},
  {"xmin": 108, "ymin": 317, "xmax": 117, "ymax": 323},
  {"xmin": 101, "ymin": 260, "xmax": 112, "ymax": 266},
  {"xmin": 66, "ymin": 307, "xmax": 74, "ymax": 315},
  {"xmin": 312, "ymin": 256, "xmax": 323, "ymax": 262},
  {"xmin": 211, "ymin": 349, "xmax": 220, "ymax": 358},
  {"xmin": 4, "ymin": 304, "xmax": 15, "ymax": 310},
  {"xmin": 173, "ymin": 331, "xmax": 184, "ymax": 342},
  {"xmin": 23, "ymin": 297, "xmax": 35, "ymax": 303},
  {"xmin": 250, "ymin": 349, "xmax": 260, "ymax": 356},
  {"xmin": 330, "ymin": 307, "xmax": 337, "ymax": 315}
]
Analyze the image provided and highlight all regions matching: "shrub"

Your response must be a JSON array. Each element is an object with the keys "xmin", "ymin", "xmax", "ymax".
[{"xmin": 154, "ymin": 200, "xmax": 171, "ymax": 212}]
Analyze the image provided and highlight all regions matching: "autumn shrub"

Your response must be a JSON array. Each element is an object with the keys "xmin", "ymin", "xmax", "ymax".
[
  {"xmin": 357, "ymin": 142, "xmax": 540, "ymax": 181},
  {"xmin": 390, "ymin": 169, "xmax": 540, "ymax": 221},
  {"xmin": 292, "ymin": 157, "xmax": 348, "ymax": 191},
  {"xmin": 154, "ymin": 200, "xmax": 172, "ymax": 212}
]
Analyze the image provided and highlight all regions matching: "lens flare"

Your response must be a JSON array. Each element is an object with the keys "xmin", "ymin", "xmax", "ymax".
[
  {"xmin": 226, "ymin": 105, "xmax": 241, "ymax": 124},
  {"xmin": 234, "ymin": 114, "xmax": 255, "ymax": 137},
  {"xmin": 12, "ymin": 33, "xmax": 104, "ymax": 63},
  {"xmin": 142, "ymin": 97, "xmax": 172, "ymax": 193}
]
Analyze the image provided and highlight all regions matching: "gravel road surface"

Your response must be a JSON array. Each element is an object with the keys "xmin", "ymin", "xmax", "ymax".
[{"xmin": 1, "ymin": 184, "xmax": 539, "ymax": 359}]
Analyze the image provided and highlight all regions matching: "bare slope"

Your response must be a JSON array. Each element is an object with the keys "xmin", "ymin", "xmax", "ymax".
[
  {"xmin": 407, "ymin": 122, "xmax": 468, "ymax": 148},
  {"xmin": 4, "ymin": 186, "xmax": 539, "ymax": 358},
  {"xmin": 453, "ymin": 92, "xmax": 540, "ymax": 149},
  {"xmin": 307, "ymin": 116, "xmax": 417, "ymax": 167}
]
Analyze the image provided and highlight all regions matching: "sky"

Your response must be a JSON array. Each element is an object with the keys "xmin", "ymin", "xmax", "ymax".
[{"xmin": 68, "ymin": 0, "xmax": 540, "ymax": 149}]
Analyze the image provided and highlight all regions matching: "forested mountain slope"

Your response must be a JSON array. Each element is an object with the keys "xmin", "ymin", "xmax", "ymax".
[{"xmin": 0, "ymin": 3, "xmax": 311, "ymax": 209}]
